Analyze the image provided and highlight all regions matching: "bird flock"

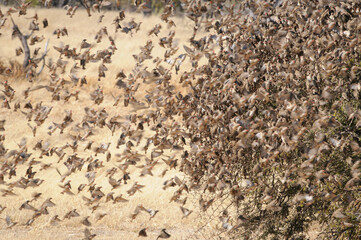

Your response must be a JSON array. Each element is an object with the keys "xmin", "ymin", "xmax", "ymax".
[{"xmin": 1, "ymin": 0, "xmax": 361, "ymax": 239}]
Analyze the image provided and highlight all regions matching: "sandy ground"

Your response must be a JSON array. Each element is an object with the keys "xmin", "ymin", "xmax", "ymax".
[
  {"xmin": 0, "ymin": 5, "xmax": 326, "ymax": 240},
  {"xmin": 0, "ymin": 6, "xmax": 221, "ymax": 240}
]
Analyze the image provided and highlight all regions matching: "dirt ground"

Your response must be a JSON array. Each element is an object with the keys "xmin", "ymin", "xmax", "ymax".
[
  {"xmin": 0, "ymin": 5, "xmax": 325, "ymax": 240},
  {"xmin": 0, "ymin": 6, "xmax": 217, "ymax": 240}
]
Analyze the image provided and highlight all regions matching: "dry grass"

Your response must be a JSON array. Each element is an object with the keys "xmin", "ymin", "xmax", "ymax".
[
  {"xmin": 0, "ymin": 6, "xmax": 195, "ymax": 83},
  {"xmin": 0, "ymin": 6, "xmax": 218, "ymax": 240}
]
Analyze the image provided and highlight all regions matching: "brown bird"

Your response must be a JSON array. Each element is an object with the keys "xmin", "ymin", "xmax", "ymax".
[
  {"xmin": 113, "ymin": 194, "xmax": 129, "ymax": 203},
  {"xmin": 127, "ymin": 181, "xmax": 145, "ymax": 196},
  {"xmin": 29, "ymin": 20, "xmax": 39, "ymax": 31},
  {"xmin": 138, "ymin": 228, "xmax": 147, "ymax": 237},
  {"xmin": 108, "ymin": 177, "xmax": 122, "ymax": 190},
  {"xmin": 64, "ymin": 209, "xmax": 80, "ymax": 219},
  {"xmin": 27, "ymin": 123, "xmax": 37, "ymax": 137},
  {"xmin": 78, "ymin": 184, "xmax": 87, "ymax": 193},
  {"xmin": 5, "ymin": 215, "xmax": 17, "ymax": 228},
  {"xmin": 98, "ymin": 14, "xmax": 104, "ymax": 23},
  {"xmin": 50, "ymin": 215, "xmax": 61, "ymax": 225},
  {"xmin": 53, "ymin": 28, "xmax": 68, "ymax": 38},
  {"xmin": 0, "ymin": 120, "xmax": 5, "ymax": 131},
  {"xmin": 41, "ymin": 198, "xmax": 56, "ymax": 209},
  {"xmin": 0, "ymin": 205, "xmax": 6, "ymax": 214},
  {"xmin": 19, "ymin": 200, "xmax": 37, "ymax": 211},
  {"xmin": 148, "ymin": 24, "xmax": 162, "ymax": 37},
  {"xmin": 156, "ymin": 229, "xmax": 171, "ymax": 239},
  {"xmin": 15, "ymin": 47, "xmax": 23, "ymax": 56},
  {"xmin": 3, "ymin": 99, "xmax": 10, "ymax": 109},
  {"xmin": 145, "ymin": 207, "xmax": 159, "ymax": 220},
  {"xmin": 42, "ymin": 18, "xmax": 48, "ymax": 28},
  {"xmin": 130, "ymin": 204, "xmax": 146, "ymax": 220},
  {"xmin": 81, "ymin": 39, "xmax": 92, "ymax": 49},
  {"xmin": 31, "ymin": 192, "xmax": 42, "ymax": 201},
  {"xmin": 332, "ymin": 208, "xmax": 348, "ymax": 220},
  {"xmin": 83, "ymin": 228, "xmax": 96, "ymax": 240},
  {"xmin": 81, "ymin": 216, "xmax": 92, "ymax": 227},
  {"xmin": 180, "ymin": 206, "xmax": 193, "ymax": 218},
  {"xmin": 95, "ymin": 212, "xmax": 107, "ymax": 222}
]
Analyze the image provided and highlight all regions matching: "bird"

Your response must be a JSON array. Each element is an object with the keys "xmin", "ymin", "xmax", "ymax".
[
  {"xmin": 0, "ymin": 120, "xmax": 5, "ymax": 131},
  {"xmin": 27, "ymin": 123, "xmax": 37, "ymax": 136},
  {"xmin": 108, "ymin": 177, "xmax": 121, "ymax": 190},
  {"xmin": 5, "ymin": 215, "xmax": 17, "ymax": 228},
  {"xmin": 63, "ymin": 209, "xmax": 80, "ymax": 219},
  {"xmin": 219, "ymin": 215, "xmax": 233, "ymax": 231},
  {"xmin": 332, "ymin": 208, "xmax": 348, "ymax": 220},
  {"xmin": 81, "ymin": 216, "xmax": 92, "ymax": 227},
  {"xmin": 29, "ymin": 20, "xmax": 39, "ymax": 31},
  {"xmin": 50, "ymin": 215, "xmax": 61, "ymax": 226},
  {"xmin": 130, "ymin": 204, "xmax": 146, "ymax": 220},
  {"xmin": 156, "ymin": 229, "xmax": 171, "ymax": 239},
  {"xmin": 81, "ymin": 39, "xmax": 92, "ymax": 49},
  {"xmin": 138, "ymin": 228, "xmax": 147, "ymax": 237},
  {"xmin": 0, "ymin": 1, "xmax": 359, "ymax": 240},
  {"xmin": 19, "ymin": 200, "xmax": 37, "ymax": 211},
  {"xmin": 113, "ymin": 194, "xmax": 128, "ymax": 203},
  {"xmin": 42, "ymin": 18, "xmax": 48, "ymax": 28},
  {"xmin": 83, "ymin": 228, "xmax": 96, "ymax": 240},
  {"xmin": 95, "ymin": 213, "xmax": 107, "ymax": 222},
  {"xmin": 0, "ymin": 205, "xmax": 6, "ymax": 214},
  {"xmin": 41, "ymin": 198, "xmax": 56, "ymax": 209},
  {"xmin": 180, "ymin": 206, "xmax": 193, "ymax": 218},
  {"xmin": 15, "ymin": 47, "xmax": 23, "ymax": 56},
  {"xmin": 126, "ymin": 181, "xmax": 145, "ymax": 196},
  {"xmin": 98, "ymin": 14, "xmax": 104, "ymax": 23}
]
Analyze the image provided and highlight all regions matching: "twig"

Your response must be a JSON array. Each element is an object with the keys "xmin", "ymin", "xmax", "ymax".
[
  {"xmin": 36, "ymin": 39, "xmax": 50, "ymax": 75},
  {"xmin": 10, "ymin": 17, "xmax": 31, "ymax": 69}
]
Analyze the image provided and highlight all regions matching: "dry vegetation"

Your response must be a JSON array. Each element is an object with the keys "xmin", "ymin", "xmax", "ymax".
[{"xmin": 0, "ymin": 1, "xmax": 361, "ymax": 240}]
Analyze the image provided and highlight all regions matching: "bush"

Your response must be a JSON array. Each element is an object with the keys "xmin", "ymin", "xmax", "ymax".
[{"xmin": 167, "ymin": 0, "xmax": 361, "ymax": 239}]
